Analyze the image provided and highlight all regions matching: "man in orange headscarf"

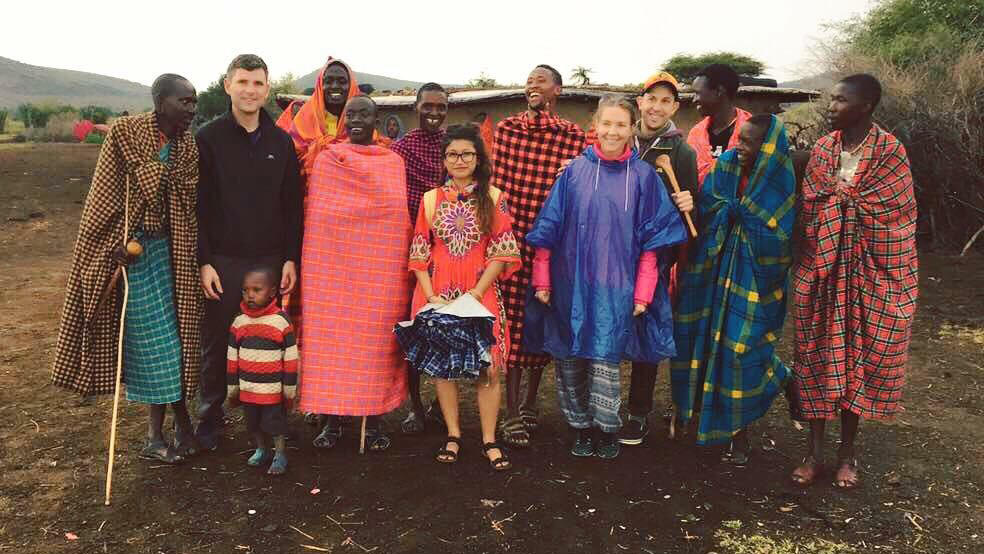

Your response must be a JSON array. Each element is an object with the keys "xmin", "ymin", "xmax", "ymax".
[{"xmin": 278, "ymin": 58, "xmax": 361, "ymax": 177}]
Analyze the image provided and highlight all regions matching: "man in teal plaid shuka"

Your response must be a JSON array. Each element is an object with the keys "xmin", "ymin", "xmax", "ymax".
[{"xmin": 670, "ymin": 114, "xmax": 796, "ymax": 463}]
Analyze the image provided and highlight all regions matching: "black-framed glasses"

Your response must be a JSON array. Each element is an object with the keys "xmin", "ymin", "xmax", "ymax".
[{"xmin": 445, "ymin": 151, "xmax": 477, "ymax": 163}]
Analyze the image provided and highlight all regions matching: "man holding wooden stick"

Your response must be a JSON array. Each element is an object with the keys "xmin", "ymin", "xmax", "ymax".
[
  {"xmin": 619, "ymin": 71, "xmax": 698, "ymax": 447},
  {"xmin": 52, "ymin": 73, "xmax": 203, "ymax": 465}
]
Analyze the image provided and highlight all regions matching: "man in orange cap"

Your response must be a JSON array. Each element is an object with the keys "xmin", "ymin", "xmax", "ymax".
[{"xmin": 618, "ymin": 71, "xmax": 698, "ymax": 446}]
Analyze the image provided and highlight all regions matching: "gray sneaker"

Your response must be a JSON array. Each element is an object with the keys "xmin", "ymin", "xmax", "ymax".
[{"xmin": 570, "ymin": 428, "xmax": 594, "ymax": 457}]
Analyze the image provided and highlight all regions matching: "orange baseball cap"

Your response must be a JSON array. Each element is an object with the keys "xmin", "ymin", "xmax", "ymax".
[{"xmin": 642, "ymin": 71, "xmax": 680, "ymax": 97}]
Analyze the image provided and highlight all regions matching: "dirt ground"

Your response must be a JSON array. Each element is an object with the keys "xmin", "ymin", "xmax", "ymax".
[{"xmin": 0, "ymin": 143, "xmax": 982, "ymax": 554}]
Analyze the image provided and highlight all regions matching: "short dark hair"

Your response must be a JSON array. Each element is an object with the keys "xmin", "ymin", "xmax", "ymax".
[
  {"xmin": 151, "ymin": 73, "xmax": 190, "ymax": 110},
  {"xmin": 243, "ymin": 264, "xmax": 280, "ymax": 288},
  {"xmin": 416, "ymin": 82, "xmax": 447, "ymax": 104},
  {"xmin": 347, "ymin": 93, "xmax": 377, "ymax": 109},
  {"xmin": 535, "ymin": 64, "xmax": 563, "ymax": 86},
  {"xmin": 226, "ymin": 54, "xmax": 268, "ymax": 79},
  {"xmin": 839, "ymin": 73, "xmax": 882, "ymax": 112},
  {"xmin": 696, "ymin": 63, "xmax": 740, "ymax": 99}
]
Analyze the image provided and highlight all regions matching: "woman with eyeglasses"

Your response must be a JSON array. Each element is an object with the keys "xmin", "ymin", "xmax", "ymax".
[{"xmin": 407, "ymin": 124, "xmax": 521, "ymax": 470}]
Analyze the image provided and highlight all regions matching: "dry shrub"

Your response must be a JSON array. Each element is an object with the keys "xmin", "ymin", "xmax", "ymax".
[
  {"xmin": 818, "ymin": 42, "xmax": 984, "ymax": 250},
  {"xmin": 22, "ymin": 111, "xmax": 79, "ymax": 142}
]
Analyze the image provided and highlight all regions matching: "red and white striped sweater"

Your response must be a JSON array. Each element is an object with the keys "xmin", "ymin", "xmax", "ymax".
[{"xmin": 227, "ymin": 301, "xmax": 298, "ymax": 405}]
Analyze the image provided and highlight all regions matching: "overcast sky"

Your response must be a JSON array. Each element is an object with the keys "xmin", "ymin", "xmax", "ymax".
[{"xmin": 4, "ymin": 0, "xmax": 873, "ymax": 89}]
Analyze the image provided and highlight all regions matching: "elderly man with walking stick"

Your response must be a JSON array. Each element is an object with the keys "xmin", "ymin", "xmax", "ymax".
[{"xmin": 51, "ymin": 73, "xmax": 204, "ymax": 494}]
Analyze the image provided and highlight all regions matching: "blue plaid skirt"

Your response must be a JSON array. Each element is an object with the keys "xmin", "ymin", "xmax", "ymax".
[
  {"xmin": 123, "ymin": 236, "xmax": 183, "ymax": 404},
  {"xmin": 395, "ymin": 309, "xmax": 494, "ymax": 380}
]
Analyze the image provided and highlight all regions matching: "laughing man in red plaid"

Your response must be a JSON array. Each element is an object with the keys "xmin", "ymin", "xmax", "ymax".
[
  {"xmin": 491, "ymin": 64, "xmax": 586, "ymax": 447},
  {"xmin": 790, "ymin": 74, "xmax": 918, "ymax": 490}
]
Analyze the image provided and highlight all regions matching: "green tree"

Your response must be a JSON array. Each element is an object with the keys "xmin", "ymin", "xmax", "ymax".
[
  {"xmin": 466, "ymin": 72, "xmax": 498, "ymax": 89},
  {"xmin": 194, "ymin": 74, "xmax": 230, "ymax": 127},
  {"xmin": 0, "ymin": 110, "xmax": 7, "ymax": 133},
  {"xmin": 663, "ymin": 52, "xmax": 766, "ymax": 82},
  {"xmin": 570, "ymin": 66, "xmax": 593, "ymax": 87},
  {"xmin": 840, "ymin": 0, "xmax": 984, "ymax": 67},
  {"xmin": 79, "ymin": 105, "xmax": 115, "ymax": 124}
]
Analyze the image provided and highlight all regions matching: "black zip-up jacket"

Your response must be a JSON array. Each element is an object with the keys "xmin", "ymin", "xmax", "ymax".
[{"xmin": 196, "ymin": 109, "xmax": 302, "ymax": 267}]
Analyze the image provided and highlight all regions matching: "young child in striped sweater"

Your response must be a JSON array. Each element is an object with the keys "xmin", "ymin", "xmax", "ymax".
[{"xmin": 227, "ymin": 266, "xmax": 298, "ymax": 475}]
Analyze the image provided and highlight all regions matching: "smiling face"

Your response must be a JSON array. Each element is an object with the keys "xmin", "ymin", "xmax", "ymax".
[
  {"xmin": 594, "ymin": 105, "xmax": 633, "ymax": 157},
  {"xmin": 827, "ymin": 82, "xmax": 870, "ymax": 131},
  {"xmin": 693, "ymin": 76, "xmax": 724, "ymax": 119},
  {"xmin": 736, "ymin": 121, "xmax": 768, "ymax": 170},
  {"xmin": 224, "ymin": 68, "xmax": 270, "ymax": 117},
  {"xmin": 526, "ymin": 67, "xmax": 561, "ymax": 112},
  {"xmin": 344, "ymin": 96, "xmax": 377, "ymax": 145},
  {"xmin": 636, "ymin": 84, "xmax": 679, "ymax": 132},
  {"xmin": 322, "ymin": 63, "xmax": 351, "ymax": 107},
  {"xmin": 417, "ymin": 89, "xmax": 448, "ymax": 133},
  {"xmin": 242, "ymin": 270, "xmax": 277, "ymax": 310},
  {"xmin": 158, "ymin": 79, "xmax": 197, "ymax": 136},
  {"xmin": 444, "ymin": 138, "xmax": 478, "ymax": 182}
]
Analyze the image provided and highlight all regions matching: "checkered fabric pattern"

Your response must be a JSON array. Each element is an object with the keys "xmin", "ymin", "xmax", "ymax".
[
  {"xmin": 670, "ymin": 116, "xmax": 796, "ymax": 445},
  {"xmin": 122, "ymin": 236, "xmax": 182, "ymax": 404},
  {"xmin": 297, "ymin": 143, "xmax": 411, "ymax": 416},
  {"xmin": 491, "ymin": 110, "xmax": 585, "ymax": 370},
  {"xmin": 52, "ymin": 112, "xmax": 202, "ymax": 398},
  {"xmin": 391, "ymin": 128, "xmax": 447, "ymax": 220},
  {"xmin": 395, "ymin": 309, "xmax": 495, "ymax": 380},
  {"xmin": 790, "ymin": 125, "xmax": 918, "ymax": 421}
]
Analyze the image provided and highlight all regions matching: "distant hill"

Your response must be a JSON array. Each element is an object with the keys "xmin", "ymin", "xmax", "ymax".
[
  {"xmin": 780, "ymin": 72, "xmax": 837, "ymax": 91},
  {"xmin": 294, "ymin": 68, "xmax": 427, "ymax": 93},
  {"xmin": 0, "ymin": 56, "xmax": 151, "ymax": 111}
]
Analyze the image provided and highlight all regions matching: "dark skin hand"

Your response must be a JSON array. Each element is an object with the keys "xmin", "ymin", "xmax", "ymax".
[
  {"xmin": 322, "ymin": 63, "xmax": 350, "ymax": 117},
  {"xmin": 157, "ymin": 79, "xmax": 197, "ymax": 140},
  {"xmin": 344, "ymin": 97, "xmax": 377, "ymax": 146}
]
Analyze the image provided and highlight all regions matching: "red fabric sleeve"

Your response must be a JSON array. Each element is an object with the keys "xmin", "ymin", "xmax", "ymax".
[
  {"xmin": 633, "ymin": 250, "xmax": 660, "ymax": 306},
  {"xmin": 532, "ymin": 248, "xmax": 551, "ymax": 291}
]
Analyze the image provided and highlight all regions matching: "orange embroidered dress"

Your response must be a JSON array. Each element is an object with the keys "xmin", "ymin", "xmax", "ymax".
[{"xmin": 408, "ymin": 183, "xmax": 521, "ymax": 375}]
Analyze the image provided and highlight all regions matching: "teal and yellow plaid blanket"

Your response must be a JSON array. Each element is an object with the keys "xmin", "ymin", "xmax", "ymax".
[{"xmin": 671, "ymin": 115, "xmax": 796, "ymax": 445}]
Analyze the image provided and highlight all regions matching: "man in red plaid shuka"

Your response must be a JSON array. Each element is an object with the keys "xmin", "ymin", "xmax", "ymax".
[
  {"xmin": 790, "ymin": 74, "xmax": 918, "ymax": 489},
  {"xmin": 492, "ymin": 64, "xmax": 586, "ymax": 447},
  {"xmin": 390, "ymin": 82, "xmax": 449, "ymax": 434}
]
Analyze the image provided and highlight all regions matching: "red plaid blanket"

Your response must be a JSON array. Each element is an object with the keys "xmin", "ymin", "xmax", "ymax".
[
  {"xmin": 491, "ymin": 110, "xmax": 585, "ymax": 369},
  {"xmin": 791, "ymin": 125, "xmax": 918, "ymax": 420}
]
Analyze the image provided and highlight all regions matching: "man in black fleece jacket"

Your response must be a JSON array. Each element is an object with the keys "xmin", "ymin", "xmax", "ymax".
[{"xmin": 194, "ymin": 54, "xmax": 303, "ymax": 449}]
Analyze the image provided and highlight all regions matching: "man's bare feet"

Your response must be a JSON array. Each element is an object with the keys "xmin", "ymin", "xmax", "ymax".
[
  {"xmin": 834, "ymin": 458, "xmax": 859, "ymax": 489},
  {"xmin": 791, "ymin": 456, "xmax": 824, "ymax": 486}
]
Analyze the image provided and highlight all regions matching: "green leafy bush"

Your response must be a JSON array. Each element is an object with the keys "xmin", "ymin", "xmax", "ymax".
[
  {"xmin": 83, "ymin": 132, "xmax": 105, "ymax": 144},
  {"xmin": 0, "ymin": 110, "xmax": 7, "ymax": 133},
  {"xmin": 79, "ymin": 105, "xmax": 115, "ymax": 124}
]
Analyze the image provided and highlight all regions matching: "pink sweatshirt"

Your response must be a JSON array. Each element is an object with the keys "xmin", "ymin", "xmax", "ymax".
[{"xmin": 532, "ymin": 144, "xmax": 660, "ymax": 307}]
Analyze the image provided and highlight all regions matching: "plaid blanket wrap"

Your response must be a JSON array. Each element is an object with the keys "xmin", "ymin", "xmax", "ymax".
[
  {"xmin": 297, "ymin": 143, "xmax": 411, "ymax": 416},
  {"xmin": 790, "ymin": 125, "xmax": 917, "ymax": 420},
  {"xmin": 52, "ymin": 112, "xmax": 202, "ymax": 398},
  {"xmin": 671, "ymin": 116, "xmax": 796, "ymax": 445},
  {"xmin": 491, "ymin": 110, "xmax": 585, "ymax": 369}
]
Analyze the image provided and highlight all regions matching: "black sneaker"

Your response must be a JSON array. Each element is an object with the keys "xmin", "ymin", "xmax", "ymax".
[
  {"xmin": 570, "ymin": 428, "xmax": 594, "ymax": 457},
  {"xmin": 595, "ymin": 431, "xmax": 621, "ymax": 459},
  {"xmin": 618, "ymin": 416, "xmax": 649, "ymax": 446}
]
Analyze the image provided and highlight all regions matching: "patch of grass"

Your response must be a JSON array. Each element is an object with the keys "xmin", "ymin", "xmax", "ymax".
[
  {"xmin": 938, "ymin": 323, "xmax": 984, "ymax": 345},
  {"xmin": 712, "ymin": 521, "xmax": 856, "ymax": 554}
]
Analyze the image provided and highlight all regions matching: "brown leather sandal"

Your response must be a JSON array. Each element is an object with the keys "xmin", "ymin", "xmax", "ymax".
[{"xmin": 791, "ymin": 457, "xmax": 824, "ymax": 486}]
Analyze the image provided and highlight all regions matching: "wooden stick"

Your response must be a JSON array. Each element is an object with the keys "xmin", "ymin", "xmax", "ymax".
[
  {"xmin": 104, "ymin": 266, "xmax": 128, "ymax": 506},
  {"xmin": 654, "ymin": 154, "xmax": 698, "ymax": 238},
  {"xmin": 359, "ymin": 416, "xmax": 367, "ymax": 455}
]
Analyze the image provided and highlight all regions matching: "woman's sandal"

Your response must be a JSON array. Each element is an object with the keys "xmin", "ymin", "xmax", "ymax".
[
  {"xmin": 482, "ymin": 442, "xmax": 512, "ymax": 471},
  {"xmin": 519, "ymin": 406, "xmax": 539, "ymax": 432},
  {"xmin": 139, "ymin": 441, "xmax": 184, "ymax": 465},
  {"xmin": 499, "ymin": 416, "xmax": 530, "ymax": 448},
  {"xmin": 833, "ymin": 458, "xmax": 860, "ymax": 489},
  {"xmin": 436, "ymin": 436, "xmax": 461, "ymax": 464},
  {"xmin": 365, "ymin": 427, "xmax": 392, "ymax": 452},
  {"xmin": 791, "ymin": 457, "xmax": 825, "ymax": 487},
  {"xmin": 313, "ymin": 424, "xmax": 342, "ymax": 449}
]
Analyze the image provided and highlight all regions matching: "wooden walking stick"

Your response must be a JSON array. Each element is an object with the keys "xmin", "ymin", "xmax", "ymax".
[
  {"xmin": 359, "ymin": 416, "xmax": 367, "ymax": 455},
  {"xmin": 654, "ymin": 154, "xmax": 698, "ymax": 238},
  {"xmin": 105, "ymin": 174, "xmax": 135, "ymax": 506}
]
